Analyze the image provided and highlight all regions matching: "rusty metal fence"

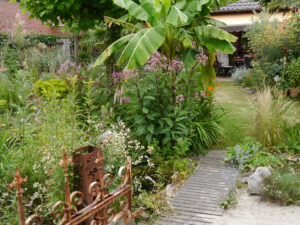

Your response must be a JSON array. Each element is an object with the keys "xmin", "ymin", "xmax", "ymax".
[{"xmin": 9, "ymin": 148, "xmax": 143, "ymax": 225}]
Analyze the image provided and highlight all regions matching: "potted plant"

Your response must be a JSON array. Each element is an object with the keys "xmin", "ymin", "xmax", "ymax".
[{"xmin": 285, "ymin": 57, "xmax": 300, "ymax": 97}]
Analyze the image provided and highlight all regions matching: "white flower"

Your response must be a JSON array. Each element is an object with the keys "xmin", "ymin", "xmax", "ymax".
[{"xmin": 274, "ymin": 75, "xmax": 280, "ymax": 82}]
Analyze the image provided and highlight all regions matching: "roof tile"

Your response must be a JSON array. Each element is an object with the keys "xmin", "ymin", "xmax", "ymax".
[{"xmin": 216, "ymin": 0, "xmax": 261, "ymax": 12}]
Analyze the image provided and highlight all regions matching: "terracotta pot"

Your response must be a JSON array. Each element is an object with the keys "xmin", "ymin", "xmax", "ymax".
[{"xmin": 289, "ymin": 88, "xmax": 299, "ymax": 97}]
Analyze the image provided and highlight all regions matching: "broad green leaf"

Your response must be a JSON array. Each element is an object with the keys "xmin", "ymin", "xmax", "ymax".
[
  {"xmin": 147, "ymin": 124, "xmax": 155, "ymax": 134},
  {"xmin": 181, "ymin": 49, "xmax": 198, "ymax": 69},
  {"xmin": 197, "ymin": 0, "xmax": 210, "ymax": 11},
  {"xmin": 117, "ymin": 27, "xmax": 166, "ymax": 70},
  {"xmin": 196, "ymin": 26, "xmax": 237, "ymax": 42},
  {"xmin": 202, "ymin": 17, "xmax": 226, "ymax": 26},
  {"xmin": 183, "ymin": 38, "xmax": 193, "ymax": 48},
  {"xmin": 114, "ymin": 0, "xmax": 150, "ymax": 21},
  {"xmin": 142, "ymin": 107, "xmax": 149, "ymax": 114},
  {"xmin": 174, "ymin": 0, "xmax": 187, "ymax": 10},
  {"xmin": 203, "ymin": 38, "xmax": 236, "ymax": 54},
  {"xmin": 104, "ymin": 16, "xmax": 137, "ymax": 31},
  {"xmin": 167, "ymin": 6, "xmax": 188, "ymax": 26},
  {"xmin": 93, "ymin": 34, "xmax": 134, "ymax": 67}
]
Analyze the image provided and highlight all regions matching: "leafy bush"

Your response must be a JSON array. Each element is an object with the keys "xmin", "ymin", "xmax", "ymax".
[
  {"xmin": 248, "ymin": 151, "xmax": 283, "ymax": 169},
  {"xmin": 231, "ymin": 67, "xmax": 251, "ymax": 84},
  {"xmin": 253, "ymin": 87, "xmax": 297, "ymax": 147},
  {"xmin": 245, "ymin": 11, "xmax": 299, "ymax": 63},
  {"xmin": 286, "ymin": 57, "xmax": 300, "ymax": 88},
  {"xmin": 225, "ymin": 137, "xmax": 262, "ymax": 170},
  {"xmin": 34, "ymin": 79, "xmax": 69, "ymax": 98},
  {"xmin": 263, "ymin": 170, "xmax": 300, "ymax": 205},
  {"xmin": 115, "ymin": 51, "xmax": 223, "ymax": 155}
]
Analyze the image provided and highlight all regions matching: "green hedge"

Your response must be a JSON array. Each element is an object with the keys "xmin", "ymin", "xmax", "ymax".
[{"xmin": 0, "ymin": 32, "xmax": 66, "ymax": 46}]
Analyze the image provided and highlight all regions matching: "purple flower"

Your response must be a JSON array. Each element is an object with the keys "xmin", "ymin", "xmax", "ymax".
[
  {"xmin": 57, "ymin": 59, "xmax": 75, "ymax": 74},
  {"xmin": 112, "ymin": 70, "xmax": 137, "ymax": 85},
  {"xmin": 194, "ymin": 91, "xmax": 206, "ymax": 101},
  {"xmin": 176, "ymin": 94, "xmax": 185, "ymax": 103},
  {"xmin": 169, "ymin": 59, "xmax": 185, "ymax": 73},
  {"xmin": 196, "ymin": 52, "xmax": 208, "ymax": 66}
]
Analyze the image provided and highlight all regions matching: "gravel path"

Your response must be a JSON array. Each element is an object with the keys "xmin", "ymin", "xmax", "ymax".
[{"xmin": 213, "ymin": 188, "xmax": 300, "ymax": 225}]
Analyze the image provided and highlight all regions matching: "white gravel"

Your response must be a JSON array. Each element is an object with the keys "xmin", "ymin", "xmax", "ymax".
[{"xmin": 213, "ymin": 188, "xmax": 300, "ymax": 225}]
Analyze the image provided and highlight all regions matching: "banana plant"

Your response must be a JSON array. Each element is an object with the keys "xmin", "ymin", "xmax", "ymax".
[{"xmin": 93, "ymin": 0, "xmax": 238, "ymax": 71}]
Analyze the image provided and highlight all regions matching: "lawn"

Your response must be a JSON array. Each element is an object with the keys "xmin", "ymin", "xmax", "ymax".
[{"xmin": 214, "ymin": 81, "xmax": 256, "ymax": 148}]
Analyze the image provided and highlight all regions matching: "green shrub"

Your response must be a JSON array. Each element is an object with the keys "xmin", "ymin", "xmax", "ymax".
[
  {"xmin": 24, "ymin": 33, "xmax": 65, "ymax": 47},
  {"xmin": 34, "ymin": 79, "xmax": 69, "ymax": 98},
  {"xmin": 225, "ymin": 137, "xmax": 262, "ymax": 171},
  {"xmin": 286, "ymin": 57, "xmax": 300, "ymax": 88},
  {"xmin": 115, "ymin": 51, "xmax": 223, "ymax": 155},
  {"xmin": 263, "ymin": 170, "xmax": 300, "ymax": 205},
  {"xmin": 253, "ymin": 86, "xmax": 297, "ymax": 147}
]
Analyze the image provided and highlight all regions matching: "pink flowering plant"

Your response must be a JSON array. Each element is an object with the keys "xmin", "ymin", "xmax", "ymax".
[{"xmin": 113, "ymin": 50, "xmax": 224, "ymax": 156}]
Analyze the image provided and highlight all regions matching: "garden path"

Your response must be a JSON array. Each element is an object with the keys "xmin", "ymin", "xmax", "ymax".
[{"xmin": 154, "ymin": 150, "xmax": 238, "ymax": 225}]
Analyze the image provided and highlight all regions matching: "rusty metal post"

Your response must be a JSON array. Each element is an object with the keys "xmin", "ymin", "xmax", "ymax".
[{"xmin": 9, "ymin": 166, "xmax": 27, "ymax": 225}]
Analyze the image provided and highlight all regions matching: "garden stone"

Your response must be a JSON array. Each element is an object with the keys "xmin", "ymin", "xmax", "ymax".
[
  {"xmin": 248, "ymin": 167, "xmax": 271, "ymax": 195},
  {"xmin": 165, "ymin": 184, "xmax": 176, "ymax": 198}
]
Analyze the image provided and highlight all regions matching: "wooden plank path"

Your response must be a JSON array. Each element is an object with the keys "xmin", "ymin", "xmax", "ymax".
[{"xmin": 154, "ymin": 150, "xmax": 238, "ymax": 225}]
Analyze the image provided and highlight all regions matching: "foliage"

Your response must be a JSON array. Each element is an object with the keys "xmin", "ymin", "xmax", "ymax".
[
  {"xmin": 225, "ymin": 136, "xmax": 284, "ymax": 171},
  {"xmin": 244, "ymin": 11, "xmax": 300, "ymax": 89},
  {"xmin": 17, "ymin": 0, "xmax": 124, "ymax": 33},
  {"xmin": 225, "ymin": 137, "xmax": 262, "ymax": 171},
  {"xmin": 245, "ymin": 10, "xmax": 299, "ymax": 62},
  {"xmin": 248, "ymin": 151, "xmax": 283, "ymax": 169},
  {"xmin": 24, "ymin": 33, "xmax": 65, "ymax": 46},
  {"xmin": 252, "ymin": 87, "xmax": 298, "ymax": 147},
  {"xmin": 256, "ymin": 0, "xmax": 300, "ymax": 12},
  {"xmin": 275, "ymin": 124, "xmax": 300, "ymax": 154},
  {"xmin": 34, "ymin": 79, "xmax": 70, "ymax": 99},
  {"xmin": 263, "ymin": 169, "xmax": 300, "ymax": 205},
  {"xmin": 285, "ymin": 57, "xmax": 300, "ymax": 88},
  {"xmin": 114, "ymin": 51, "xmax": 224, "ymax": 155},
  {"xmin": 94, "ymin": 0, "xmax": 238, "ymax": 71}
]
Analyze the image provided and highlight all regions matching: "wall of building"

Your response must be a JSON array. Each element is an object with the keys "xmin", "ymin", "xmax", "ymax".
[{"xmin": 0, "ymin": 0, "xmax": 66, "ymax": 35}]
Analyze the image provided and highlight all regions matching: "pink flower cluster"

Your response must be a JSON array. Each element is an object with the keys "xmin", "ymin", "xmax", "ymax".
[
  {"xmin": 169, "ymin": 59, "xmax": 186, "ymax": 73},
  {"xmin": 176, "ymin": 94, "xmax": 185, "ymax": 103},
  {"xmin": 112, "ymin": 70, "xmax": 137, "ymax": 85},
  {"xmin": 195, "ymin": 91, "xmax": 206, "ymax": 101},
  {"xmin": 196, "ymin": 52, "xmax": 208, "ymax": 66},
  {"xmin": 145, "ymin": 51, "xmax": 168, "ymax": 72},
  {"xmin": 58, "ymin": 59, "xmax": 75, "ymax": 74},
  {"xmin": 119, "ymin": 96, "xmax": 131, "ymax": 105}
]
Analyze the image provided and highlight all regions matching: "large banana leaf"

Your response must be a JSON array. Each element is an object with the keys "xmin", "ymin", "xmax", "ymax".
[
  {"xmin": 195, "ymin": 26, "xmax": 237, "ymax": 54},
  {"xmin": 114, "ymin": 0, "xmax": 150, "ymax": 21},
  {"xmin": 196, "ymin": 26, "xmax": 237, "ymax": 42},
  {"xmin": 117, "ymin": 27, "xmax": 166, "ymax": 70},
  {"xmin": 202, "ymin": 38, "xmax": 236, "ymax": 54},
  {"xmin": 93, "ymin": 34, "xmax": 134, "ymax": 68},
  {"xmin": 104, "ymin": 16, "xmax": 138, "ymax": 31},
  {"xmin": 166, "ymin": 6, "xmax": 188, "ymax": 25}
]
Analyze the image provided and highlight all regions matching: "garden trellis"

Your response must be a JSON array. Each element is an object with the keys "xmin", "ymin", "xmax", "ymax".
[{"xmin": 9, "ymin": 148, "xmax": 143, "ymax": 225}]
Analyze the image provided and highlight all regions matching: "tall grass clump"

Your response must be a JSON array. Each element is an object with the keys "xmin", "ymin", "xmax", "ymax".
[{"xmin": 252, "ymin": 87, "xmax": 298, "ymax": 147}]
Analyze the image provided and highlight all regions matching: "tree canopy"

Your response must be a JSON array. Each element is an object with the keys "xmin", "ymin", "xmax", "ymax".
[
  {"xmin": 255, "ymin": 0, "xmax": 300, "ymax": 11},
  {"xmin": 15, "ymin": 0, "xmax": 125, "ymax": 33}
]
